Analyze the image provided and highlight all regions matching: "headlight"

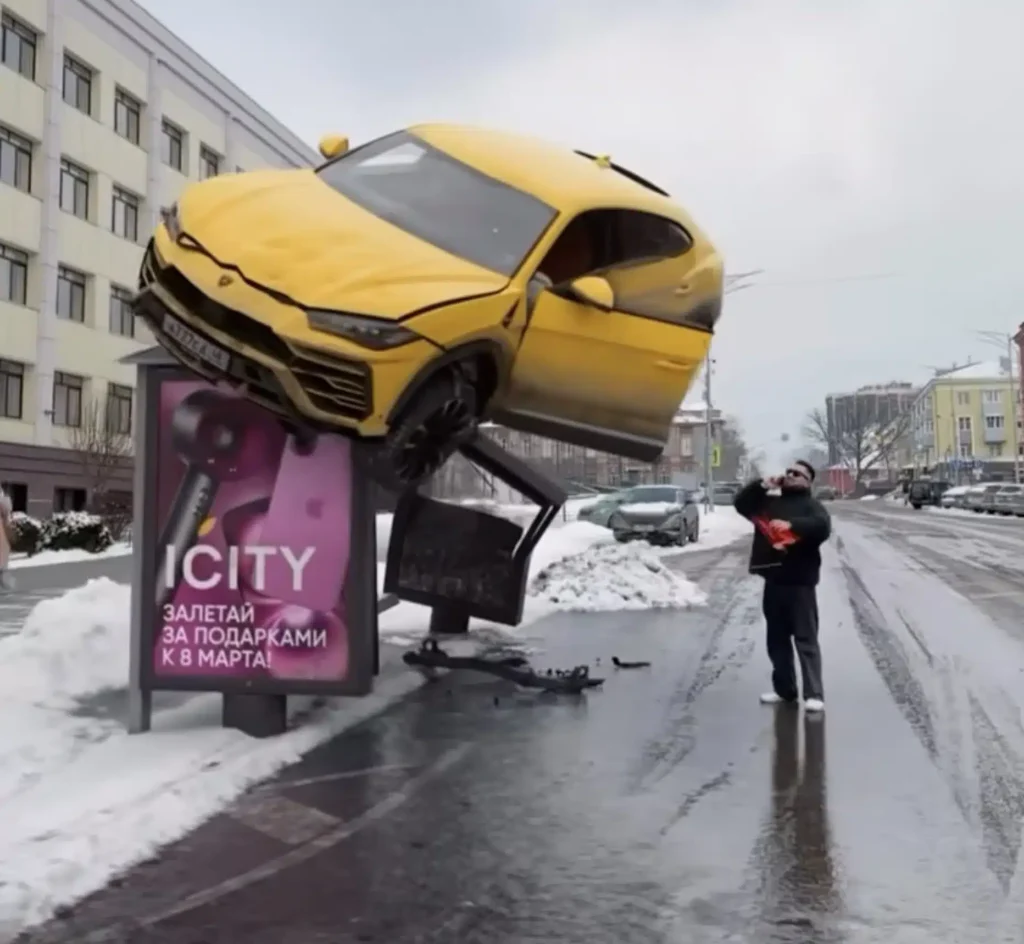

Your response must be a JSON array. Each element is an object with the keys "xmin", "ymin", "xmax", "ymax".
[
  {"xmin": 306, "ymin": 310, "xmax": 420, "ymax": 350},
  {"xmin": 663, "ymin": 513, "xmax": 681, "ymax": 528},
  {"xmin": 160, "ymin": 202, "xmax": 182, "ymax": 241}
]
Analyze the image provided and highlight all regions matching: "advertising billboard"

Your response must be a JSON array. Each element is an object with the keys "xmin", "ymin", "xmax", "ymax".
[{"xmin": 139, "ymin": 374, "xmax": 375, "ymax": 696}]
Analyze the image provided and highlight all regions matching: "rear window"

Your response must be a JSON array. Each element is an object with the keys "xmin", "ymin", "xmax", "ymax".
[{"xmin": 625, "ymin": 486, "xmax": 680, "ymax": 503}]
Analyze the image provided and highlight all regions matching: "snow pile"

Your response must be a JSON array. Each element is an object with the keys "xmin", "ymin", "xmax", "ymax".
[
  {"xmin": 530, "ymin": 541, "xmax": 706, "ymax": 611},
  {"xmin": 860, "ymin": 494, "xmax": 879, "ymax": 501},
  {"xmin": 2, "ymin": 578, "xmax": 130, "ymax": 705}
]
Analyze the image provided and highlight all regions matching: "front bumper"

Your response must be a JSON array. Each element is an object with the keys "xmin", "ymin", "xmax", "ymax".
[
  {"xmin": 135, "ymin": 242, "xmax": 378, "ymax": 433},
  {"xmin": 612, "ymin": 519, "xmax": 681, "ymax": 543}
]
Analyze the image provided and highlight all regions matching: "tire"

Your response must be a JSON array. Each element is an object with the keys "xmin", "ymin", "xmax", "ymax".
[
  {"xmin": 614, "ymin": 532, "xmax": 630, "ymax": 543},
  {"xmin": 911, "ymin": 503, "xmax": 921, "ymax": 510},
  {"xmin": 688, "ymin": 520, "xmax": 700, "ymax": 543},
  {"xmin": 368, "ymin": 369, "xmax": 478, "ymax": 492}
]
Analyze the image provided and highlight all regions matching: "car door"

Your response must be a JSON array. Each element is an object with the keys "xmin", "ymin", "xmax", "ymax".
[{"xmin": 504, "ymin": 209, "xmax": 721, "ymax": 459}]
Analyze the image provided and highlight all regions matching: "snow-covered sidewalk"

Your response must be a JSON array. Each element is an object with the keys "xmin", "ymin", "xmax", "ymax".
[
  {"xmin": 0, "ymin": 519, "xmax": 707, "ymax": 937},
  {"xmin": 8, "ymin": 542, "xmax": 133, "ymax": 570}
]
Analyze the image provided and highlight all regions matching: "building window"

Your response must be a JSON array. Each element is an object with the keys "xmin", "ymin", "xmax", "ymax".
[
  {"xmin": 59, "ymin": 158, "xmax": 90, "ymax": 219},
  {"xmin": 0, "ymin": 481, "xmax": 27, "ymax": 512},
  {"xmin": 958, "ymin": 416, "xmax": 972, "ymax": 432},
  {"xmin": 56, "ymin": 266, "xmax": 87, "ymax": 322},
  {"xmin": 986, "ymin": 415, "xmax": 1005, "ymax": 430},
  {"xmin": 109, "ymin": 285, "xmax": 135, "ymax": 337},
  {"xmin": 199, "ymin": 145, "xmax": 220, "ymax": 180},
  {"xmin": 1, "ymin": 13, "xmax": 36, "ymax": 80},
  {"xmin": 107, "ymin": 382, "xmax": 133, "ymax": 435},
  {"xmin": 983, "ymin": 389, "xmax": 1003, "ymax": 403},
  {"xmin": 161, "ymin": 120, "xmax": 184, "ymax": 172},
  {"xmin": 956, "ymin": 391, "xmax": 970, "ymax": 406},
  {"xmin": 62, "ymin": 54, "xmax": 93, "ymax": 115},
  {"xmin": 0, "ymin": 243, "xmax": 28, "ymax": 305},
  {"xmin": 114, "ymin": 88, "xmax": 141, "ymax": 145},
  {"xmin": 0, "ymin": 359, "xmax": 24, "ymax": 419},
  {"xmin": 111, "ymin": 186, "xmax": 139, "ymax": 242},
  {"xmin": 0, "ymin": 124, "xmax": 32, "ymax": 192},
  {"xmin": 988, "ymin": 444, "xmax": 1004, "ymax": 457},
  {"xmin": 53, "ymin": 371, "xmax": 84, "ymax": 428},
  {"xmin": 959, "ymin": 443, "xmax": 971, "ymax": 458},
  {"xmin": 54, "ymin": 487, "xmax": 87, "ymax": 512}
]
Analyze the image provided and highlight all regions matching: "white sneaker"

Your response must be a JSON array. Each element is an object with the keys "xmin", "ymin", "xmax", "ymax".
[
  {"xmin": 804, "ymin": 698, "xmax": 825, "ymax": 712},
  {"xmin": 759, "ymin": 692, "xmax": 785, "ymax": 704}
]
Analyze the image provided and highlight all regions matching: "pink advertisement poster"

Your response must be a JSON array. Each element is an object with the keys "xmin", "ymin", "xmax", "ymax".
[{"xmin": 151, "ymin": 379, "xmax": 360, "ymax": 687}]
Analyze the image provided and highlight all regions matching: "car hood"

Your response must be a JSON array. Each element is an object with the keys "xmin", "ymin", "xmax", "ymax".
[
  {"xmin": 617, "ymin": 501, "xmax": 682, "ymax": 518},
  {"xmin": 175, "ymin": 169, "xmax": 509, "ymax": 319}
]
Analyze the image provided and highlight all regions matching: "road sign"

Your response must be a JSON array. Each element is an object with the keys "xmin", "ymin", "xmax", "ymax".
[{"xmin": 712, "ymin": 445, "xmax": 721, "ymax": 468}]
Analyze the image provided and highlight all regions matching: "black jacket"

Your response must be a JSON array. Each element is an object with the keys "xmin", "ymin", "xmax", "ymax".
[{"xmin": 733, "ymin": 480, "xmax": 832, "ymax": 586}]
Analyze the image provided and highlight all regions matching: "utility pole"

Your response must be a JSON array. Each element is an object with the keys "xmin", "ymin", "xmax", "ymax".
[{"xmin": 703, "ymin": 348, "xmax": 714, "ymax": 513}]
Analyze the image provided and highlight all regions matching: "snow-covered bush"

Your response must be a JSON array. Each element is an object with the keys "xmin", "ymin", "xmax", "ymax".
[
  {"xmin": 7, "ymin": 512, "xmax": 43, "ymax": 556},
  {"xmin": 39, "ymin": 512, "xmax": 114, "ymax": 553}
]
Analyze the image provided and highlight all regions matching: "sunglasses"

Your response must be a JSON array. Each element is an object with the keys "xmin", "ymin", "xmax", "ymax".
[{"xmin": 785, "ymin": 467, "xmax": 809, "ymax": 480}]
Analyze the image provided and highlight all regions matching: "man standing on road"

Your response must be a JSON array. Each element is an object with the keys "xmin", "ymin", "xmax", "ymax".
[{"xmin": 733, "ymin": 460, "xmax": 832, "ymax": 712}]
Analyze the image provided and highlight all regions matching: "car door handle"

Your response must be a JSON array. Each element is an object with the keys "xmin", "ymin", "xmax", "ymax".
[
  {"xmin": 674, "ymin": 283, "xmax": 693, "ymax": 296},
  {"xmin": 655, "ymin": 359, "xmax": 688, "ymax": 372}
]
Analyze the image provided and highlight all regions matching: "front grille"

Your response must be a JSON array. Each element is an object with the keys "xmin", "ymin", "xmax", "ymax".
[
  {"xmin": 153, "ymin": 265, "xmax": 293, "ymax": 363},
  {"xmin": 290, "ymin": 345, "xmax": 373, "ymax": 420},
  {"xmin": 137, "ymin": 247, "xmax": 373, "ymax": 423}
]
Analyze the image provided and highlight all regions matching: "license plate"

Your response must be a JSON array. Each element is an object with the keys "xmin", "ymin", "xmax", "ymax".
[
  {"xmin": 162, "ymin": 313, "xmax": 230, "ymax": 372},
  {"xmin": 635, "ymin": 524, "xmax": 654, "ymax": 532}
]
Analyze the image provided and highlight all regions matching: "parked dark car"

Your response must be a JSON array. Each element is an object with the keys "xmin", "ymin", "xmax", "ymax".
[
  {"xmin": 908, "ymin": 479, "xmax": 950, "ymax": 509},
  {"xmin": 608, "ymin": 485, "xmax": 700, "ymax": 546}
]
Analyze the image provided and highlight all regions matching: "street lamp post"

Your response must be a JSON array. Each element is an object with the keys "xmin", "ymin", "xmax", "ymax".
[
  {"xmin": 976, "ymin": 330, "xmax": 1020, "ymax": 483},
  {"xmin": 701, "ymin": 271, "xmax": 763, "ymax": 511}
]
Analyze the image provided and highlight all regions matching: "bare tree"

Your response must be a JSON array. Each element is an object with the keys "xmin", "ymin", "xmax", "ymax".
[
  {"xmin": 67, "ymin": 397, "xmax": 133, "ymax": 511},
  {"xmin": 803, "ymin": 399, "xmax": 911, "ymax": 486}
]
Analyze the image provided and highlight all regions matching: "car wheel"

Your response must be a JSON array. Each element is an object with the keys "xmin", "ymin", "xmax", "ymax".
[
  {"xmin": 614, "ymin": 532, "xmax": 630, "ymax": 543},
  {"xmin": 911, "ymin": 503, "xmax": 921, "ymax": 510},
  {"xmin": 369, "ymin": 369, "xmax": 478, "ymax": 492}
]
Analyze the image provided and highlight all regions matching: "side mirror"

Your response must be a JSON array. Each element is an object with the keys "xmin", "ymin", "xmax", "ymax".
[
  {"xmin": 568, "ymin": 275, "xmax": 614, "ymax": 311},
  {"xmin": 318, "ymin": 134, "xmax": 350, "ymax": 160}
]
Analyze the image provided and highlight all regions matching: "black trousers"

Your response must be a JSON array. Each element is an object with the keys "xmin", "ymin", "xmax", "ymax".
[{"xmin": 762, "ymin": 580, "xmax": 823, "ymax": 701}]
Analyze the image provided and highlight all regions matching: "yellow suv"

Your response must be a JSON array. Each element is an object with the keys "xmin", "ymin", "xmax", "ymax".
[{"xmin": 135, "ymin": 124, "xmax": 724, "ymax": 490}]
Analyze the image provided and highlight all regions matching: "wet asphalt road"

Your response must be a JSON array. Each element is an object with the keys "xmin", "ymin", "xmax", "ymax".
[{"xmin": 17, "ymin": 504, "xmax": 1024, "ymax": 943}]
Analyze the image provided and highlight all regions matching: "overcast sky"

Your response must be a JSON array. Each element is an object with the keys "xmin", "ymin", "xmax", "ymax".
[{"xmin": 139, "ymin": 0, "xmax": 1024, "ymax": 467}]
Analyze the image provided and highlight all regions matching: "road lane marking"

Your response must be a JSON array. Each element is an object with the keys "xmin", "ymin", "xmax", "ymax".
[
  {"xmin": 265, "ymin": 763, "xmax": 420, "ymax": 791},
  {"xmin": 82, "ymin": 742, "xmax": 474, "ymax": 941}
]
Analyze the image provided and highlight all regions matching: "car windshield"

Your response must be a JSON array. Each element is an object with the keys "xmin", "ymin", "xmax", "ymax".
[
  {"xmin": 316, "ymin": 132, "xmax": 558, "ymax": 277},
  {"xmin": 625, "ymin": 486, "xmax": 680, "ymax": 504}
]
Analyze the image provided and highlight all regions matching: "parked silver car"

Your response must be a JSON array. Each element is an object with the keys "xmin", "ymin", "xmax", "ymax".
[
  {"xmin": 608, "ymin": 486, "xmax": 700, "ymax": 546},
  {"xmin": 939, "ymin": 485, "xmax": 970, "ymax": 509},
  {"xmin": 992, "ymin": 484, "xmax": 1024, "ymax": 516},
  {"xmin": 575, "ymin": 490, "xmax": 633, "ymax": 528},
  {"xmin": 964, "ymin": 483, "xmax": 1002, "ymax": 512}
]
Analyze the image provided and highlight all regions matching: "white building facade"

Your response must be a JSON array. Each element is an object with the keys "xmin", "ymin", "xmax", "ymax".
[{"xmin": 0, "ymin": 0, "xmax": 316, "ymax": 516}]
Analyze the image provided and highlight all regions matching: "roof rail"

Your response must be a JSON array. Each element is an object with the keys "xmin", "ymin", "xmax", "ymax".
[{"xmin": 574, "ymin": 151, "xmax": 671, "ymax": 197}]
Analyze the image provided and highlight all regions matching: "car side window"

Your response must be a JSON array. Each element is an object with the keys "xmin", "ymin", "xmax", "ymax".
[{"xmin": 536, "ymin": 209, "xmax": 691, "ymax": 287}]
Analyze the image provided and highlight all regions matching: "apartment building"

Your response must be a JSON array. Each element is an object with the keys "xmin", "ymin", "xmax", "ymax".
[
  {"xmin": 824, "ymin": 382, "xmax": 918, "ymax": 466},
  {"xmin": 910, "ymin": 360, "xmax": 1022, "ymax": 482},
  {"xmin": 0, "ymin": 0, "xmax": 316, "ymax": 516},
  {"xmin": 429, "ymin": 405, "xmax": 732, "ymax": 501}
]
